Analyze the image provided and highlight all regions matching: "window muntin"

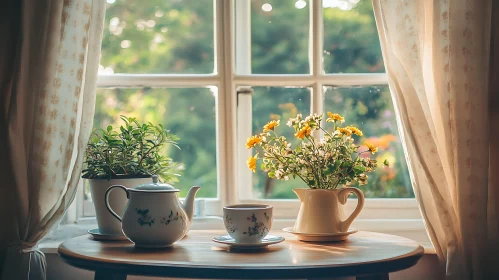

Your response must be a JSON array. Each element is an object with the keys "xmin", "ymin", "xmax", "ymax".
[
  {"xmin": 243, "ymin": 85, "xmax": 413, "ymax": 199},
  {"xmin": 86, "ymin": 0, "xmax": 416, "ymax": 221},
  {"xmin": 251, "ymin": 87, "xmax": 311, "ymax": 198}
]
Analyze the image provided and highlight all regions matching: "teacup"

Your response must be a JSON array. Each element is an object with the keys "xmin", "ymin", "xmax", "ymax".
[{"xmin": 223, "ymin": 204, "xmax": 273, "ymax": 244}]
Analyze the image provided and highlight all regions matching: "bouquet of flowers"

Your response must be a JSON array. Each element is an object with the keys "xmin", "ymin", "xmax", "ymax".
[{"xmin": 246, "ymin": 112, "xmax": 388, "ymax": 189}]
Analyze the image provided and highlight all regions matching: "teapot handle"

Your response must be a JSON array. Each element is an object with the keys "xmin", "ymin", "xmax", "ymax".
[{"xmin": 105, "ymin": 185, "xmax": 129, "ymax": 222}]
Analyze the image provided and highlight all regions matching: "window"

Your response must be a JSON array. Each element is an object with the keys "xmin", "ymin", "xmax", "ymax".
[
  {"xmin": 234, "ymin": 0, "xmax": 413, "ymax": 207},
  {"xmin": 79, "ymin": 0, "xmax": 421, "ymax": 229}
]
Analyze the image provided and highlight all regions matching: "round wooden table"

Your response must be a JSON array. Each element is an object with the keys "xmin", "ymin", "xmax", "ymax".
[{"xmin": 58, "ymin": 230, "xmax": 424, "ymax": 280}]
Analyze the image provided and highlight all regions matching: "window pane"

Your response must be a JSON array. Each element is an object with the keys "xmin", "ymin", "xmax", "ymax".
[
  {"xmin": 251, "ymin": 87, "xmax": 311, "ymax": 198},
  {"xmin": 323, "ymin": 1, "xmax": 384, "ymax": 73},
  {"xmin": 92, "ymin": 87, "xmax": 218, "ymax": 198},
  {"xmin": 100, "ymin": 0, "xmax": 214, "ymax": 74},
  {"xmin": 249, "ymin": 0, "xmax": 310, "ymax": 74},
  {"xmin": 324, "ymin": 86, "xmax": 413, "ymax": 198}
]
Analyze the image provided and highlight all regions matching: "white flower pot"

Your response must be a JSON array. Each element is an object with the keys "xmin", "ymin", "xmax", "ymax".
[{"xmin": 88, "ymin": 177, "xmax": 151, "ymax": 235}]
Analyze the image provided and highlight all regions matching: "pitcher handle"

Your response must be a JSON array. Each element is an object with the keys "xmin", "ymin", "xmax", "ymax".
[
  {"xmin": 105, "ymin": 185, "xmax": 129, "ymax": 222},
  {"xmin": 338, "ymin": 187, "xmax": 365, "ymax": 232}
]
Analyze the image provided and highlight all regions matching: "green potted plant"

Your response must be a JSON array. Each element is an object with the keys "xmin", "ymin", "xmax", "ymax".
[
  {"xmin": 246, "ymin": 112, "xmax": 388, "ymax": 241},
  {"xmin": 82, "ymin": 116, "xmax": 180, "ymax": 236}
]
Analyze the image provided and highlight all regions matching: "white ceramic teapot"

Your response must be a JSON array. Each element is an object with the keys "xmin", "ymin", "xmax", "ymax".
[{"xmin": 105, "ymin": 175, "xmax": 201, "ymax": 248}]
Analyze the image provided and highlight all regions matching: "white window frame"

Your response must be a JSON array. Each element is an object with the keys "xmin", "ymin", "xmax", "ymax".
[{"xmin": 74, "ymin": 0, "xmax": 427, "ymax": 243}]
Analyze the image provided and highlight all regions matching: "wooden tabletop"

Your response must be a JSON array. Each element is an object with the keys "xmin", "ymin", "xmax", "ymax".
[{"xmin": 58, "ymin": 230, "xmax": 424, "ymax": 279}]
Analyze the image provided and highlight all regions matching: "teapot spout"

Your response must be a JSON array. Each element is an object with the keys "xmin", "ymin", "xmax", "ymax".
[{"xmin": 183, "ymin": 186, "xmax": 201, "ymax": 222}]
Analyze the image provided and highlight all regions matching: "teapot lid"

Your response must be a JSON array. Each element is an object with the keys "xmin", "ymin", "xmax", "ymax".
[{"xmin": 131, "ymin": 175, "xmax": 179, "ymax": 192}]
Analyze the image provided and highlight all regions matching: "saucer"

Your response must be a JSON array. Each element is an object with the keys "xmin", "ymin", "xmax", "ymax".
[
  {"xmin": 212, "ymin": 234, "xmax": 285, "ymax": 249},
  {"xmin": 282, "ymin": 227, "xmax": 358, "ymax": 242},
  {"xmin": 88, "ymin": 228, "xmax": 128, "ymax": 241}
]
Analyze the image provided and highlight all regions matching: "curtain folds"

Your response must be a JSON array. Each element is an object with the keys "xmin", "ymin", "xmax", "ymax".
[
  {"xmin": 0, "ymin": 0, "xmax": 105, "ymax": 279},
  {"xmin": 373, "ymin": 0, "xmax": 499, "ymax": 279}
]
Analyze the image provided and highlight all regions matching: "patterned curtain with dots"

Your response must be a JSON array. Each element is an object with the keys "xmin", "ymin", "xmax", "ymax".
[
  {"xmin": 0, "ymin": 0, "xmax": 105, "ymax": 279},
  {"xmin": 373, "ymin": 0, "xmax": 499, "ymax": 279}
]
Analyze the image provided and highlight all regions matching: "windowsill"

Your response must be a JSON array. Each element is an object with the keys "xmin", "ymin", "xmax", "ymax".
[{"xmin": 40, "ymin": 216, "xmax": 436, "ymax": 255}]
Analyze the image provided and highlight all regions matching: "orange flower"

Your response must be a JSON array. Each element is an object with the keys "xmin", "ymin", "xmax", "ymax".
[
  {"xmin": 247, "ymin": 154, "xmax": 258, "ymax": 173},
  {"xmin": 365, "ymin": 134, "xmax": 396, "ymax": 150},
  {"xmin": 326, "ymin": 112, "xmax": 345, "ymax": 123},
  {"xmin": 337, "ymin": 127, "xmax": 352, "ymax": 136},
  {"xmin": 245, "ymin": 135, "xmax": 262, "ymax": 149},
  {"xmin": 365, "ymin": 142, "xmax": 378, "ymax": 154},
  {"xmin": 278, "ymin": 103, "xmax": 298, "ymax": 116},
  {"xmin": 346, "ymin": 126, "xmax": 363, "ymax": 136},
  {"xmin": 269, "ymin": 114, "xmax": 280, "ymax": 120},
  {"xmin": 263, "ymin": 120, "xmax": 280, "ymax": 132},
  {"xmin": 379, "ymin": 134, "xmax": 396, "ymax": 149},
  {"xmin": 295, "ymin": 124, "xmax": 312, "ymax": 139}
]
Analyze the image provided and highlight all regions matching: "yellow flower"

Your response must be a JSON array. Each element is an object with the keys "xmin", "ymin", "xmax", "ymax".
[
  {"xmin": 247, "ymin": 154, "xmax": 257, "ymax": 173},
  {"xmin": 263, "ymin": 120, "xmax": 280, "ymax": 132},
  {"xmin": 346, "ymin": 126, "xmax": 363, "ymax": 136},
  {"xmin": 295, "ymin": 124, "xmax": 312, "ymax": 139},
  {"xmin": 245, "ymin": 135, "xmax": 262, "ymax": 149},
  {"xmin": 337, "ymin": 127, "xmax": 352, "ymax": 136},
  {"xmin": 326, "ymin": 112, "xmax": 345, "ymax": 123},
  {"xmin": 365, "ymin": 142, "xmax": 378, "ymax": 154}
]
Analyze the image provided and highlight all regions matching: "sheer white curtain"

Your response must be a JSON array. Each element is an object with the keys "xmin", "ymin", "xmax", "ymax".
[
  {"xmin": 373, "ymin": 0, "xmax": 499, "ymax": 279},
  {"xmin": 0, "ymin": 0, "xmax": 105, "ymax": 279}
]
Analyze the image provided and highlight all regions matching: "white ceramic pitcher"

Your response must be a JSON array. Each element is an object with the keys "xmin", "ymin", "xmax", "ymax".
[{"xmin": 293, "ymin": 187, "xmax": 365, "ymax": 234}]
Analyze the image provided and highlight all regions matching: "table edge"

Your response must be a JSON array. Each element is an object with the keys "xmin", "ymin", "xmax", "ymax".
[{"xmin": 58, "ymin": 237, "xmax": 424, "ymax": 279}]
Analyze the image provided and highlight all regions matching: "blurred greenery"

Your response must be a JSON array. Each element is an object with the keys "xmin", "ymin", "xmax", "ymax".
[
  {"xmin": 92, "ymin": 0, "xmax": 413, "ymax": 199},
  {"xmin": 251, "ymin": 0, "xmax": 310, "ymax": 73},
  {"xmin": 100, "ymin": 0, "xmax": 214, "ymax": 74},
  {"xmin": 323, "ymin": 0, "xmax": 385, "ymax": 73}
]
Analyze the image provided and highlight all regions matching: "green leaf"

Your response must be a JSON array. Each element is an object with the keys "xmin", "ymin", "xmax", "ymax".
[
  {"xmin": 339, "ymin": 146, "xmax": 348, "ymax": 154},
  {"xmin": 340, "ymin": 161, "xmax": 350, "ymax": 168},
  {"xmin": 83, "ymin": 115, "xmax": 181, "ymax": 181},
  {"xmin": 353, "ymin": 165, "xmax": 365, "ymax": 174},
  {"xmin": 383, "ymin": 159, "xmax": 389, "ymax": 167}
]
